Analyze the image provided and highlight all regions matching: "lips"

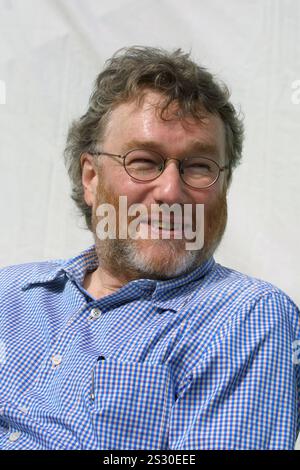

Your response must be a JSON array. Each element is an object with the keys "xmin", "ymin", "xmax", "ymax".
[
  {"xmin": 150, "ymin": 220, "xmax": 183, "ymax": 231},
  {"xmin": 137, "ymin": 219, "xmax": 193, "ymax": 238}
]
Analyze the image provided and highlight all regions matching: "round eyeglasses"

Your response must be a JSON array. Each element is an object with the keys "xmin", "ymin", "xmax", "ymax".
[{"xmin": 89, "ymin": 148, "xmax": 228, "ymax": 189}]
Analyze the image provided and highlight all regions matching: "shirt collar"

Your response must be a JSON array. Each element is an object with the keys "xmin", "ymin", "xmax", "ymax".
[
  {"xmin": 21, "ymin": 245, "xmax": 98, "ymax": 290},
  {"xmin": 22, "ymin": 244, "xmax": 216, "ymax": 303}
]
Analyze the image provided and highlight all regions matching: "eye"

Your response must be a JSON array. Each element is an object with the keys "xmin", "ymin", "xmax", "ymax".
[
  {"xmin": 125, "ymin": 150, "xmax": 162, "ymax": 171},
  {"xmin": 127, "ymin": 157, "xmax": 158, "ymax": 168},
  {"xmin": 184, "ymin": 159, "xmax": 215, "ymax": 174}
]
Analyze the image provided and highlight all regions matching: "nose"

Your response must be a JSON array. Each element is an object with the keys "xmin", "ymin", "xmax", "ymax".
[{"xmin": 151, "ymin": 159, "xmax": 186, "ymax": 204}]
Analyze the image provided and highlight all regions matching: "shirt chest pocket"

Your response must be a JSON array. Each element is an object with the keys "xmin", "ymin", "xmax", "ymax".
[{"xmin": 90, "ymin": 359, "xmax": 175, "ymax": 449}]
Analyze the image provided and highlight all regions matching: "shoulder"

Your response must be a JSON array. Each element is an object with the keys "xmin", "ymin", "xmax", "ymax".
[
  {"xmin": 182, "ymin": 263, "xmax": 300, "ymax": 375},
  {"xmin": 210, "ymin": 262, "xmax": 298, "ymax": 308},
  {"xmin": 203, "ymin": 263, "xmax": 300, "ymax": 338},
  {"xmin": 187, "ymin": 261, "xmax": 300, "ymax": 339}
]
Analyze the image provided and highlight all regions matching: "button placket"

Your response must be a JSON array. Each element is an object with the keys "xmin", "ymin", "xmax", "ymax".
[
  {"xmin": 51, "ymin": 353, "xmax": 63, "ymax": 368},
  {"xmin": 88, "ymin": 308, "xmax": 102, "ymax": 321},
  {"xmin": 66, "ymin": 303, "xmax": 89, "ymax": 326},
  {"xmin": 50, "ymin": 305, "xmax": 90, "ymax": 371},
  {"xmin": 18, "ymin": 406, "xmax": 29, "ymax": 415},
  {"xmin": 8, "ymin": 431, "xmax": 21, "ymax": 442}
]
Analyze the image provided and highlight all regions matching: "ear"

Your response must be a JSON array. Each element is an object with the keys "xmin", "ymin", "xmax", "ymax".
[{"xmin": 80, "ymin": 153, "xmax": 99, "ymax": 207}]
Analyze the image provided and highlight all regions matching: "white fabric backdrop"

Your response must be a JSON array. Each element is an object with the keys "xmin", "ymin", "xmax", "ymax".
[{"xmin": 0, "ymin": 0, "xmax": 299, "ymax": 447}]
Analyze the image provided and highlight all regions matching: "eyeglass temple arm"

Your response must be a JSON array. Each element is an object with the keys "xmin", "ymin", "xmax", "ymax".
[
  {"xmin": 220, "ymin": 165, "xmax": 229, "ymax": 171},
  {"xmin": 89, "ymin": 151, "xmax": 123, "ymax": 159}
]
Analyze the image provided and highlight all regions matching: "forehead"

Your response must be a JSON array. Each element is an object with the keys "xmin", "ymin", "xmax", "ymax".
[{"xmin": 103, "ymin": 91, "xmax": 226, "ymax": 156}]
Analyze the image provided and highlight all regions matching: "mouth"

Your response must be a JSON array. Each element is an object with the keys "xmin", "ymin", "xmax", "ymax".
[
  {"xmin": 137, "ymin": 218, "xmax": 192, "ymax": 239},
  {"xmin": 149, "ymin": 220, "xmax": 183, "ymax": 231}
]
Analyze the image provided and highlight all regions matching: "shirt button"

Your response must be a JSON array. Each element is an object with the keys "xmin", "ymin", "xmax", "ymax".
[
  {"xmin": 88, "ymin": 308, "xmax": 102, "ymax": 320},
  {"xmin": 52, "ymin": 354, "xmax": 62, "ymax": 367},
  {"xmin": 8, "ymin": 431, "xmax": 21, "ymax": 442},
  {"xmin": 19, "ymin": 406, "xmax": 28, "ymax": 414}
]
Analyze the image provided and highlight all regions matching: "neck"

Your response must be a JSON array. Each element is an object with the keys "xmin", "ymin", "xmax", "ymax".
[{"xmin": 83, "ymin": 266, "xmax": 129, "ymax": 299}]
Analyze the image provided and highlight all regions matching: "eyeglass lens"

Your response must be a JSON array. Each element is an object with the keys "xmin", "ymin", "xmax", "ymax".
[{"xmin": 124, "ymin": 149, "xmax": 219, "ymax": 188}]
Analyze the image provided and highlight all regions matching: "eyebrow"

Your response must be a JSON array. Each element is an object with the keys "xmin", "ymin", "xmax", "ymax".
[{"xmin": 122, "ymin": 140, "xmax": 220, "ymax": 157}]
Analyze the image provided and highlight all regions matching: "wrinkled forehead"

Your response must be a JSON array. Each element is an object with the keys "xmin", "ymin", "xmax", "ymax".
[{"xmin": 103, "ymin": 90, "xmax": 226, "ymax": 157}]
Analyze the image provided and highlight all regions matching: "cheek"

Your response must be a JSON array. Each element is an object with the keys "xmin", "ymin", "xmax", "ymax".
[
  {"xmin": 104, "ymin": 167, "xmax": 150, "ymax": 205},
  {"xmin": 123, "ymin": 184, "xmax": 151, "ymax": 207},
  {"xmin": 190, "ymin": 185, "xmax": 222, "ymax": 206}
]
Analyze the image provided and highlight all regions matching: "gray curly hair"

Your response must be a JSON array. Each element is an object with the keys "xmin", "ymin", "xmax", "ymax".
[{"xmin": 64, "ymin": 46, "xmax": 244, "ymax": 231}]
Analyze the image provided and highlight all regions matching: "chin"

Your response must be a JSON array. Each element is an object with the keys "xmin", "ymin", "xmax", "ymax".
[{"xmin": 126, "ymin": 239, "xmax": 201, "ymax": 280}]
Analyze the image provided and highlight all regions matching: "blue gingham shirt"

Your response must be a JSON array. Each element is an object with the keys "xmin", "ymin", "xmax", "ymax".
[{"xmin": 0, "ymin": 245, "xmax": 299, "ymax": 449}]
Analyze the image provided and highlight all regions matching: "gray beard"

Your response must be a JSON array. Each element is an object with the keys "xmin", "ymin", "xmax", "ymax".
[
  {"xmin": 93, "ymin": 216, "xmax": 226, "ymax": 281},
  {"xmin": 94, "ymin": 237, "xmax": 202, "ymax": 280},
  {"xmin": 91, "ymin": 184, "xmax": 227, "ymax": 281}
]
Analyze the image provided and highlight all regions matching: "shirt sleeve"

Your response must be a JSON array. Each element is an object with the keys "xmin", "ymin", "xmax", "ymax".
[{"xmin": 168, "ymin": 292, "xmax": 300, "ymax": 449}]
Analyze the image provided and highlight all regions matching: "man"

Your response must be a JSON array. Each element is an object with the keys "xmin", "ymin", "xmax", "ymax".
[{"xmin": 0, "ymin": 46, "xmax": 299, "ymax": 450}]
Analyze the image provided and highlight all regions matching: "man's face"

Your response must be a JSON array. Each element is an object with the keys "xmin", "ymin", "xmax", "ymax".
[{"xmin": 82, "ymin": 90, "xmax": 228, "ymax": 281}]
